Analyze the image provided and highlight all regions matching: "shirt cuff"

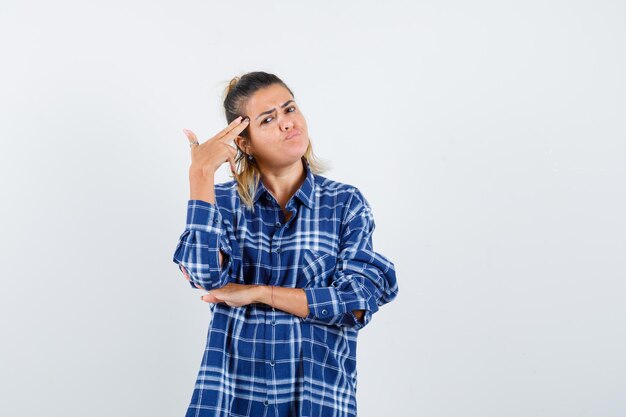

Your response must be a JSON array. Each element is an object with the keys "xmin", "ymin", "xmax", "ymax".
[
  {"xmin": 186, "ymin": 200, "xmax": 224, "ymax": 233},
  {"xmin": 302, "ymin": 285, "xmax": 373, "ymax": 330},
  {"xmin": 302, "ymin": 286, "xmax": 347, "ymax": 326}
]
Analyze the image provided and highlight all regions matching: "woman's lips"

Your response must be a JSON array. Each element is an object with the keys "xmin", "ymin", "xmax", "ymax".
[{"xmin": 285, "ymin": 131, "xmax": 300, "ymax": 140}]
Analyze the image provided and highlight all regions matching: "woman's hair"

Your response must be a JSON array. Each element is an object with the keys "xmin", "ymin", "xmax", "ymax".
[{"xmin": 222, "ymin": 71, "xmax": 328, "ymax": 211}]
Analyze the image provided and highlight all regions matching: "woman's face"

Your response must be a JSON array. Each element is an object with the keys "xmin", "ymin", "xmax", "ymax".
[{"xmin": 237, "ymin": 83, "xmax": 310, "ymax": 169}]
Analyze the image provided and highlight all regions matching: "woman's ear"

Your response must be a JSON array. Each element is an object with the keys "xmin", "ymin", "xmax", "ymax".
[
  {"xmin": 234, "ymin": 136, "xmax": 246, "ymax": 153},
  {"xmin": 235, "ymin": 136, "xmax": 254, "ymax": 157}
]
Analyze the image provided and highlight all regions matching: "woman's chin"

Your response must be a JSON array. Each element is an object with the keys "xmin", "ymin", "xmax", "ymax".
[{"xmin": 285, "ymin": 136, "xmax": 308, "ymax": 153}]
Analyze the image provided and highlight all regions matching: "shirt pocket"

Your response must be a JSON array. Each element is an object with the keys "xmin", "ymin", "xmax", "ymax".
[{"xmin": 298, "ymin": 249, "xmax": 337, "ymax": 288}]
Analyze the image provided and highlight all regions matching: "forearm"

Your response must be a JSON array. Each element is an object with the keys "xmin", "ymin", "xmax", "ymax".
[
  {"xmin": 174, "ymin": 196, "xmax": 233, "ymax": 290},
  {"xmin": 189, "ymin": 171, "xmax": 227, "ymax": 267},
  {"xmin": 255, "ymin": 286, "xmax": 309, "ymax": 319},
  {"xmin": 254, "ymin": 286, "xmax": 364, "ymax": 322}
]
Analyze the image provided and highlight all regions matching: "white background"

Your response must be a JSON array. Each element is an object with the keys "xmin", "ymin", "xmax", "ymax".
[{"xmin": 1, "ymin": 1, "xmax": 625, "ymax": 416}]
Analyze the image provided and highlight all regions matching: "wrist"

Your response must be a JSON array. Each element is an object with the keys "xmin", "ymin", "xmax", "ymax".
[
  {"xmin": 189, "ymin": 166, "xmax": 215, "ymax": 182},
  {"xmin": 255, "ymin": 285, "xmax": 271, "ymax": 305},
  {"xmin": 189, "ymin": 168, "xmax": 216, "ymax": 203}
]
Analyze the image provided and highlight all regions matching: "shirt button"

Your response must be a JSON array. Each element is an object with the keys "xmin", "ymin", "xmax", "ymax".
[
  {"xmin": 321, "ymin": 309, "xmax": 328, "ymax": 316},
  {"xmin": 275, "ymin": 247, "xmax": 281, "ymax": 253},
  {"xmin": 271, "ymin": 319, "xmax": 276, "ymax": 326},
  {"xmin": 264, "ymin": 400, "xmax": 269, "ymax": 406},
  {"xmin": 270, "ymin": 360, "xmax": 275, "ymax": 366},
  {"xmin": 213, "ymin": 218, "xmax": 219, "ymax": 223}
]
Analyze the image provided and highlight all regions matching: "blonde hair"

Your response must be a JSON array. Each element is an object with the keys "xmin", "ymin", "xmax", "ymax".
[{"xmin": 222, "ymin": 72, "xmax": 330, "ymax": 212}]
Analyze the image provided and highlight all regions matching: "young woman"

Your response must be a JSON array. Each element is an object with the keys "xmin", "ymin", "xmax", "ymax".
[{"xmin": 173, "ymin": 71, "xmax": 399, "ymax": 417}]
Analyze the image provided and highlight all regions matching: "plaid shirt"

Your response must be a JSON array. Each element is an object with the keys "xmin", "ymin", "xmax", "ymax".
[{"xmin": 173, "ymin": 160, "xmax": 398, "ymax": 417}]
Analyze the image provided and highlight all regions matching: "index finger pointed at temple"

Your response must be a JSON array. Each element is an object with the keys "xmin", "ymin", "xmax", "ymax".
[{"xmin": 219, "ymin": 118, "xmax": 249, "ymax": 144}]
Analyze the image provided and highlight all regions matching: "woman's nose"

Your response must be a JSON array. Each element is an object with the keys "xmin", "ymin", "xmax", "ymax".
[{"xmin": 280, "ymin": 119, "xmax": 294, "ymax": 130}]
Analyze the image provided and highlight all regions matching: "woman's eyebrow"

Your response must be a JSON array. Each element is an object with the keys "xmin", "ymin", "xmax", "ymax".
[{"xmin": 255, "ymin": 99, "xmax": 295, "ymax": 120}]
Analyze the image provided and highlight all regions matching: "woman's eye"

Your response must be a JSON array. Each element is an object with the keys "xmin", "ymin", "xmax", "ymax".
[{"xmin": 262, "ymin": 107, "xmax": 296, "ymax": 124}]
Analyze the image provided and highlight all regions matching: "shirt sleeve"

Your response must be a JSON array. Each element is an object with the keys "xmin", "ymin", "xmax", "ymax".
[
  {"xmin": 301, "ymin": 189, "xmax": 399, "ymax": 330},
  {"xmin": 172, "ymin": 200, "xmax": 239, "ymax": 290}
]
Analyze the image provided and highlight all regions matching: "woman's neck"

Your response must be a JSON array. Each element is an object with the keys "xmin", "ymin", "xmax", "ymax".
[{"xmin": 258, "ymin": 159, "xmax": 306, "ymax": 208}]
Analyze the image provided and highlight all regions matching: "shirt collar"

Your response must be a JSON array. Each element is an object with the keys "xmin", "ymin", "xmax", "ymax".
[{"xmin": 252, "ymin": 159, "xmax": 315, "ymax": 209}]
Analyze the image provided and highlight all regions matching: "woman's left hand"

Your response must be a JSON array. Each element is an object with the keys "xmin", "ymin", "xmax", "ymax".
[
  {"xmin": 202, "ymin": 283, "xmax": 261, "ymax": 307},
  {"xmin": 179, "ymin": 264, "xmax": 261, "ymax": 307}
]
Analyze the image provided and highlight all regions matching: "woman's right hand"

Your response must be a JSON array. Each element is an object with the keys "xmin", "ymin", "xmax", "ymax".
[{"xmin": 183, "ymin": 115, "xmax": 250, "ymax": 179}]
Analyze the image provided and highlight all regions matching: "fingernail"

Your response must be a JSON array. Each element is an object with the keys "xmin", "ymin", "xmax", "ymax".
[
  {"xmin": 244, "ymin": 117, "xmax": 249, "ymax": 122},
  {"xmin": 236, "ymin": 116, "xmax": 242, "ymax": 121}
]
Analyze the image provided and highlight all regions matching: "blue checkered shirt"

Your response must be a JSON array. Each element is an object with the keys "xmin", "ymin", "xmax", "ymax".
[{"xmin": 172, "ymin": 160, "xmax": 399, "ymax": 417}]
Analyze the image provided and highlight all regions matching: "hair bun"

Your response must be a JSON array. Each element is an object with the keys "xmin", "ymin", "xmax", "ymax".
[{"xmin": 227, "ymin": 77, "xmax": 240, "ymax": 94}]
